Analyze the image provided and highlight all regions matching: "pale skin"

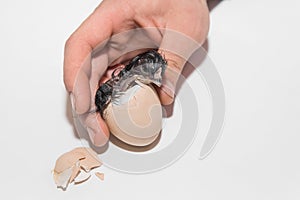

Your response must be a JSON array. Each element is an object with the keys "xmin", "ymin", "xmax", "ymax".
[{"xmin": 63, "ymin": 0, "xmax": 210, "ymax": 146}]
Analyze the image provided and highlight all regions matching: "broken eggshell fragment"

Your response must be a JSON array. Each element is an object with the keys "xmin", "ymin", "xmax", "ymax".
[
  {"xmin": 53, "ymin": 166, "xmax": 74, "ymax": 190},
  {"xmin": 53, "ymin": 147, "xmax": 102, "ymax": 190},
  {"xmin": 95, "ymin": 172, "xmax": 104, "ymax": 181},
  {"xmin": 79, "ymin": 154, "xmax": 102, "ymax": 172},
  {"xmin": 54, "ymin": 151, "xmax": 85, "ymax": 174},
  {"xmin": 74, "ymin": 170, "xmax": 91, "ymax": 184}
]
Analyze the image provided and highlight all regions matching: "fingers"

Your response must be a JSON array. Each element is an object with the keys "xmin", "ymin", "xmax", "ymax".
[
  {"xmin": 63, "ymin": 5, "xmax": 113, "ymax": 99},
  {"xmin": 157, "ymin": 5, "xmax": 209, "ymax": 104},
  {"xmin": 158, "ymin": 29, "xmax": 199, "ymax": 105},
  {"xmin": 156, "ymin": 50, "xmax": 185, "ymax": 105},
  {"xmin": 63, "ymin": 4, "xmax": 115, "ymax": 146},
  {"xmin": 63, "ymin": 15, "xmax": 112, "ymax": 92},
  {"xmin": 75, "ymin": 53, "xmax": 110, "ymax": 147},
  {"xmin": 90, "ymin": 53, "xmax": 109, "ymax": 105},
  {"xmin": 71, "ymin": 68, "xmax": 91, "ymax": 114}
]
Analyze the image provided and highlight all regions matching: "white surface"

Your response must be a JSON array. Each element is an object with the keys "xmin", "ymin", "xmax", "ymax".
[{"xmin": 0, "ymin": 0, "xmax": 300, "ymax": 199}]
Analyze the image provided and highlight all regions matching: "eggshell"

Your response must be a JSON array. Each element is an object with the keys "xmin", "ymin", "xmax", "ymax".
[
  {"xmin": 74, "ymin": 170, "xmax": 91, "ymax": 184},
  {"xmin": 69, "ymin": 162, "xmax": 81, "ymax": 183},
  {"xmin": 53, "ymin": 167, "xmax": 73, "ymax": 190},
  {"xmin": 73, "ymin": 147, "xmax": 98, "ymax": 158},
  {"xmin": 79, "ymin": 156, "xmax": 102, "ymax": 172},
  {"xmin": 53, "ymin": 147, "xmax": 102, "ymax": 190},
  {"xmin": 95, "ymin": 172, "xmax": 104, "ymax": 181},
  {"xmin": 54, "ymin": 151, "xmax": 85, "ymax": 174},
  {"xmin": 104, "ymin": 83, "xmax": 162, "ymax": 146},
  {"xmin": 54, "ymin": 147, "xmax": 101, "ymax": 174}
]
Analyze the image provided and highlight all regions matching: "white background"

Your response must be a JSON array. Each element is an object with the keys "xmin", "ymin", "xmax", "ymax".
[{"xmin": 0, "ymin": 0, "xmax": 299, "ymax": 199}]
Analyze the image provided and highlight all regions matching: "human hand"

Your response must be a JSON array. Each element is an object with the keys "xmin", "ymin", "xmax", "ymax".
[{"xmin": 63, "ymin": 0, "xmax": 210, "ymax": 147}]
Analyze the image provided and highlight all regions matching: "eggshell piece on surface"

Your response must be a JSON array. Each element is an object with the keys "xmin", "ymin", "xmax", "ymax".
[
  {"xmin": 79, "ymin": 156, "xmax": 102, "ymax": 172},
  {"xmin": 69, "ymin": 162, "xmax": 81, "ymax": 183},
  {"xmin": 73, "ymin": 147, "xmax": 98, "ymax": 158},
  {"xmin": 54, "ymin": 151, "xmax": 85, "ymax": 173},
  {"xmin": 74, "ymin": 170, "xmax": 91, "ymax": 184},
  {"xmin": 53, "ymin": 167, "xmax": 73, "ymax": 190},
  {"xmin": 95, "ymin": 172, "xmax": 104, "ymax": 181},
  {"xmin": 54, "ymin": 147, "xmax": 101, "ymax": 173},
  {"xmin": 53, "ymin": 147, "xmax": 103, "ymax": 190}
]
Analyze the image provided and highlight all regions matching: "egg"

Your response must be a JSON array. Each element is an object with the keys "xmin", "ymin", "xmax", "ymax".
[
  {"xmin": 95, "ymin": 50, "xmax": 167, "ymax": 146},
  {"xmin": 103, "ymin": 82, "xmax": 162, "ymax": 146}
]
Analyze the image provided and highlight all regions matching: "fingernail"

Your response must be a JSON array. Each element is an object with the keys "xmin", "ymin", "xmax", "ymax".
[
  {"xmin": 70, "ymin": 93, "xmax": 76, "ymax": 111},
  {"xmin": 86, "ymin": 127, "xmax": 108, "ymax": 147},
  {"xmin": 87, "ymin": 126, "xmax": 108, "ymax": 147},
  {"xmin": 87, "ymin": 127, "xmax": 96, "ymax": 145},
  {"xmin": 86, "ymin": 113, "xmax": 109, "ymax": 147},
  {"xmin": 93, "ymin": 132, "xmax": 109, "ymax": 147},
  {"xmin": 162, "ymin": 82, "xmax": 175, "ymax": 98}
]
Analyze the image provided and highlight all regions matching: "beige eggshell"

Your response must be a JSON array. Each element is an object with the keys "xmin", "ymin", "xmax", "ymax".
[
  {"xmin": 79, "ymin": 156, "xmax": 102, "ymax": 172},
  {"xmin": 74, "ymin": 147, "xmax": 102, "ymax": 172},
  {"xmin": 54, "ymin": 151, "xmax": 85, "ymax": 174},
  {"xmin": 74, "ymin": 171, "xmax": 91, "ymax": 184},
  {"xmin": 72, "ymin": 147, "xmax": 98, "ymax": 158},
  {"xmin": 69, "ymin": 162, "xmax": 81, "ymax": 183},
  {"xmin": 53, "ymin": 167, "xmax": 73, "ymax": 190},
  {"xmin": 54, "ymin": 147, "xmax": 101, "ymax": 174},
  {"xmin": 53, "ymin": 147, "xmax": 102, "ymax": 190},
  {"xmin": 95, "ymin": 172, "xmax": 104, "ymax": 181},
  {"xmin": 103, "ymin": 83, "xmax": 162, "ymax": 146}
]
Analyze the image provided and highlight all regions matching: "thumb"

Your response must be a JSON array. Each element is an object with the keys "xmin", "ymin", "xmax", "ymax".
[
  {"xmin": 156, "ymin": 28, "xmax": 200, "ymax": 105},
  {"xmin": 156, "ymin": 50, "xmax": 186, "ymax": 105}
]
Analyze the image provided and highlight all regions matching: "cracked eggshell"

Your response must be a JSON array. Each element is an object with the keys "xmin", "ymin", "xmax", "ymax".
[
  {"xmin": 69, "ymin": 162, "xmax": 81, "ymax": 183},
  {"xmin": 54, "ymin": 147, "xmax": 100, "ymax": 173},
  {"xmin": 53, "ymin": 147, "xmax": 102, "ymax": 190},
  {"xmin": 80, "ymin": 156, "xmax": 102, "ymax": 172},
  {"xmin": 104, "ymin": 83, "xmax": 162, "ymax": 146},
  {"xmin": 74, "ymin": 171, "xmax": 91, "ymax": 184},
  {"xmin": 74, "ymin": 147, "xmax": 102, "ymax": 172},
  {"xmin": 95, "ymin": 172, "xmax": 104, "ymax": 181},
  {"xmin": 53, "ymin": 167, "xmax": 73, "ymax": 190},
  {"xmin": 54, "ymin": 151, "xmax": 85, "ymax": 174},
  {"xmin": 72, "ymin": 147, "xmax": 98, "ymax": 158}
]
